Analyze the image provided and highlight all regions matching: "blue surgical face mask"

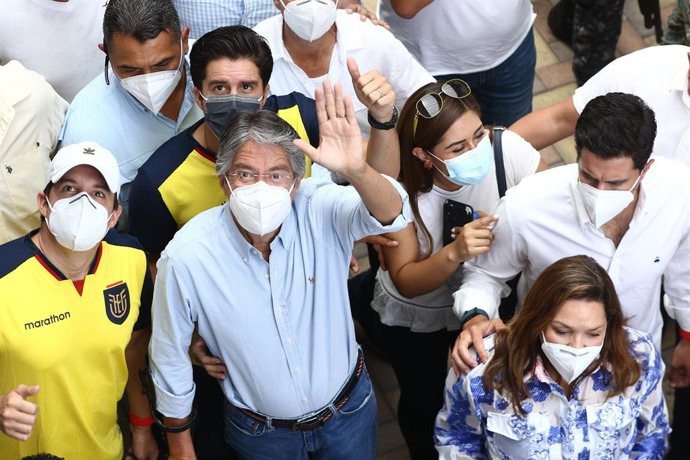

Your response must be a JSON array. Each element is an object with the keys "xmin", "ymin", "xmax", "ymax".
[{"xmin": 426, "ymin": 133, "xmax": 492, "ymax": 186}]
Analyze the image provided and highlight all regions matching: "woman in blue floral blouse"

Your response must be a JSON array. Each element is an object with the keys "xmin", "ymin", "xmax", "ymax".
[{"xmin": 435, "ymin": 255, "xmax": 669, "ymax": 459}]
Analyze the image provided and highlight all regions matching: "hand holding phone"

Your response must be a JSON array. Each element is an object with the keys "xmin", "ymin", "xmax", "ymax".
[{"xmin": 443, "ymin": 199, "xmax": 474, "ymax": 246}]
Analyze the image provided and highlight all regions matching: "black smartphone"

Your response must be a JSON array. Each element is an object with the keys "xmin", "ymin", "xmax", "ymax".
[{"xmin": 442, "ymin": 199, "xmax": 474, "ymax": 246}]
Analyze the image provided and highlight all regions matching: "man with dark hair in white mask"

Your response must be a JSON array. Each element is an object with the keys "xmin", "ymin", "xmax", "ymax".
[
  {"xmin": 253, "ymin": 0, "xmax": 434, "ymax": 138},
  {"xmin": 450, "ymin": 93, "xmax": 690, "ymax": 400},
  {"xmin": 149, "ymin": 82, "xmax": 411, "ymax": 459},
  {"xmin": 59, "ymin": 0, "xmax": 203, "ymax": 224},
  {"xmin": 0, "ymin": 142, "xmax": 157, "ymax": 459}
]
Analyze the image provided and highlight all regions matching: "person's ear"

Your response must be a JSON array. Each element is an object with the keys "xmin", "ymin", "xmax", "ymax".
[
  {"xmin": 98, "ymin": 43, "xmax": 106, "ymax": 54},
  {"xmin": 194, "ymin": 87, "xmax": 205, "ymax": 110},
  {"xmin": 290, "ymin": 177, "xmax": 302, "ymax": 198},
  {"xmin": 261, "ymin": 83, "xmax": 270, "ymax": 106},
  {"xmin": 411, "ymin": 146, "xmax": 430, "ymax": 163},
  {"xmin": 107, "ymin": 206, "xmax": 122, "ymax": 229},
  {"xmin": 220, "ymin": 176, "xmax": 231, "ymax": 198},
  {"xmin": 37, "ymin": 191, "xmax": 50, "ymax": 219},
  {"xmin": 640, "ymin": 158, "xmax": 655, "ymax": 180},
  {"xmin": 181, "ymin": 26, "xmax": 190, "ymax": 56}
]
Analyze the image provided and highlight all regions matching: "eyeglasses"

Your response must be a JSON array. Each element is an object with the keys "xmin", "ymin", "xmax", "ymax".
[
  {"xmin": 228, "ymin": 169, "xmax": 295, "ymax": 187},
  {"xmin": 412, "ymin": 79, "xmax": 472, "ymax": 141}
]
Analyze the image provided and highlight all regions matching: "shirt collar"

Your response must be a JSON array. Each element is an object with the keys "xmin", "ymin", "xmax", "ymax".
[
  {"xmin": 568, "ymin": 167, "xmax": 592, "ymax": 228},
  {"xmin": 270, "ymin": 11, "xmax": 364, "ymax": 63},
  {"xmin": 221, "ymin": 193, "xmax": 299, "ymax": 259}
]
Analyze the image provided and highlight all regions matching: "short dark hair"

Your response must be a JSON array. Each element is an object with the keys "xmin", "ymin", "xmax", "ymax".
[
  {"xmin": 575, "ymin": 92, "xmax": 656, "ymax": 170},
  {"xmin": 103, "ymin": 0, "xmax": 181, "ymax": 51},
  {"xmin": 190, "ymin": 26, "xmax": 273, "ymax": 90}
]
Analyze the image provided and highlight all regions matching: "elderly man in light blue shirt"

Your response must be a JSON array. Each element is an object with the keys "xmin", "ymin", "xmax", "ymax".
[
  {"xmin": 149, "ymin": 82, "xmax": 410, "ymax": 459},
  {"xmin": 60, "ymin": 0, "xmax": 202, "ymax": 216}
]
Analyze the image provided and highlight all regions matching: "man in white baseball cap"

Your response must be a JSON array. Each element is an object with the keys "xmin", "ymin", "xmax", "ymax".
[{"xmin": 0, "ymin": 140, "xmax": 158, "ymax": 459}]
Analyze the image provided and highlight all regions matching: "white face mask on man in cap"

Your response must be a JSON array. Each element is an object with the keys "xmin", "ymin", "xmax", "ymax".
[
  {"xmin": 46, "ymin": 193, "xmax": 112, "ymax": 252},
  {"xmin": 42, "ymin": 141, "xmax": 121, "ymax": 252}
]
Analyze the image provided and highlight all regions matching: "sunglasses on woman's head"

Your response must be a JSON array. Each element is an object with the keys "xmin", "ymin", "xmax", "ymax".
[{"xmin": 413, "ymin": 79, "xmax": 472, "ymax": 141}]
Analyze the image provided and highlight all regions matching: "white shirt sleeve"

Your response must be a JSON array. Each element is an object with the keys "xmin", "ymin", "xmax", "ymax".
[
  {"xmin": 453, "ymin": 193, "xmax": 527, "ymax": 319},
  {"xmin": 662, "ymin": 216, "xmax": 690, "ymax": 332}
]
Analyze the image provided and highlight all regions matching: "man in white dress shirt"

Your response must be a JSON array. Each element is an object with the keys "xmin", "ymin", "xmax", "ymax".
[{"xmin": 452, "ymin": 93, "xmax": 690, "ymax": 398}]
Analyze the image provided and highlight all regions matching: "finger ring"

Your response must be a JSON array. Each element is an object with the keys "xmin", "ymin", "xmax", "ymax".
[
  {"xmin": 336, "ymin": 113, "xmax": 346, "ymax": 118},
  {"xmin": 375, "ymin": 89, "xmax": 384, "ymax": 99}
]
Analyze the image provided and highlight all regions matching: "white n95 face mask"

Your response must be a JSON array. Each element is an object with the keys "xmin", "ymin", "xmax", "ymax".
[
  {"xmin": 226, "ymin": 179, "xmax": 294, "ymax": 236},
  {"xmin": 281, "ymin": 0, "xmax": 338, "ymax": 42},
  {"xmin": 119, "ymin": 40, "xmax": 184, "ymax": 114},
  {"xmin": 577, "ymin": 174, "xmax": 641, "ymax": 228},
  {"xmin": 46, "ymin": 192, "xmax": 111, "ymax": 252},
  {"xmin": 540, "ymin": 332, "xmax": 603, "ymax": 384}
]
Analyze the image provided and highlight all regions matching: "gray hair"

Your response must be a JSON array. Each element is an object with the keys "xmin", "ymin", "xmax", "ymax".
[
  {"xmin": 216, "ymin": 111, "xmax": 307, "ymax": 179},
  {"xmin": 103, "ymin": 0, "xmax": 181, "ymax": 50}
]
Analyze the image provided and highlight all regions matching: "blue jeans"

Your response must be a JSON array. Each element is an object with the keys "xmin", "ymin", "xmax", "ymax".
[
  {"xmin": 224, "ymin": 370, "xmax": 377, "ymax": 459},
  {"xmin": 436, "ymin": 27, "xmax": 536, "ymax": 127}
]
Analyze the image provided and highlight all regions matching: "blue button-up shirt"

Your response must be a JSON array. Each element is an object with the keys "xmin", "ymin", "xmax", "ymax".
[
  {"xmin": 435, "ymin": 327, "xmax": 669, "ymax": 459},
  {"xmin": 60, "ymin": 67, "xmax": 202, "ymax": 186},
  {"xmin": 150, "ymin": 177, "xmax": 410, "ymax": 419},
  {"xmin": 173, "ymin": 0, "xmax": 280, "ymax": 38}
]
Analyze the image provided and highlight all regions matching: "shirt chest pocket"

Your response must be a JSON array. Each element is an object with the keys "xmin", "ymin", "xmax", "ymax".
[
  {"xmin": 486, "ymin": 411, "xmax": 552, "ymax": 459},
  {"xmin": 585, "ymin": 401, "xmax": 637, "ymax": 458}
]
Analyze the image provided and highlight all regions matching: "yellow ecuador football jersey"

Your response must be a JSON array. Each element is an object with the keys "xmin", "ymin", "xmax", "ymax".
[{"xmin": 0, "ymin": 231, "xmax": 152, "ymax": 460}]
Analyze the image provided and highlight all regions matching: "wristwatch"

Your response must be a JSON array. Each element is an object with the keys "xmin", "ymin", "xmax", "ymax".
[
  {"xmin": 460, "ymin": 307, "xmax": 489, "ymax": 330},
  {"xmin": 368, "ymin": 106, "xmax": 398, "ymax": 130}
]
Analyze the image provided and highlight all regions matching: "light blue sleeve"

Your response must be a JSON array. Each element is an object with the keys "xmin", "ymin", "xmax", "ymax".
[
  {"xmin": 308, "ymin": 174, "xmax": 411, "ymax": 253},
  {"xmin": 148, "ymin": 253, "xmax": 197, "ymax": 419}
]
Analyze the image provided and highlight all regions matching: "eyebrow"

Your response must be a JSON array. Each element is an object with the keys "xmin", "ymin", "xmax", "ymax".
[
  {"xmin": 445, "ymin": 124, "xmax": 484, "ymax": 150},
  {"xmin": 233, "ymin": 162, "xmax": 292, "ymax": 172},
  {"xmin": 552, "ymin": 320, "xmax": 606, "ymax": 332},
  {"xmin": 579, "ymin": 167, "xmax": 629, "ymax": 185}
]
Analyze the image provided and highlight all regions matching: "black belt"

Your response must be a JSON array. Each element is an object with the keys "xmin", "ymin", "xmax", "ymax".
[{"xmin": 238, "ymin": 350, "xmax": 365, "ymax": 431}]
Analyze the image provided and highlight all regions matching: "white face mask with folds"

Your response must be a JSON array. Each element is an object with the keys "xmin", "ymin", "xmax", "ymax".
[
  {"xmin": 119, "ymin": 39, "xmax": 184, "ymax": 115},
  {"xmin": 577, "ymin": 174, "xmax": 641, "ymax": 228},
  {"xmin": 281, "ymin": 0, "xmax": 338, "ymax": 42},
  {"xmin": 46, "ymin": 192, "xmax": 112, "ymax": 252},
  {"xmin": 540, "ymin": 332, "xmax": 603, "ymax": 384},
  {"xmin": 226, "ymin": 179, "xmax": 294, "ymax": 236}
]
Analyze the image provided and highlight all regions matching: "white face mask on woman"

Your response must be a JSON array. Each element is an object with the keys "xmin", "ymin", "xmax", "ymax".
[
  {"xmin": 540, "ymin": 332, "xmax": 603, "ymax": 384},
  {"xmin": 119, "ymin": 39, "xmax": 184, "ymax": 115},
  {"xmin": 281, "ymin": 0, "xmax": 338, "ymax": 42},
  {"xmin": 46, "ymin": 192, "xmax": 112, "ymax": 252},
  {"xmin": 225, "ymin": 179, "xmax": 294, "ymax": 236}
]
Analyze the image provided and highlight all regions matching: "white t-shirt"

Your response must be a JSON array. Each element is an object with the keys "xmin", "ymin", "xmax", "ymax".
[
  {"xmin": 254, "ymin": 11, "xmax": 435, "ymax": 137},
  {"xmin": 373, "ymin": 130, "xmax": 541, "ymax": 332},
  {"xmin": 0, "ymin": 0, "xmax": 105, "ymax": 102},
  {"xmin": 573, "ymin": 45, "xmax": 690, "ymax": 165},
  {"xmin": 455, "ymin": 157, "xmax": 690, "ymax": 346},
  {"xmin": 380, "ymin": 0, "xmax": 535, "ymax": 75}
]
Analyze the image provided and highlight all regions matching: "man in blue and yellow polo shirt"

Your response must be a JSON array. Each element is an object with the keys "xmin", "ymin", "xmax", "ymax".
[
  {"xmin": 128, "ymin": 25, "xmax": 320, "ymax": 265},
  {"xmin": 0, "ymin": 142, "xmax": 157, "ymax": 460}
]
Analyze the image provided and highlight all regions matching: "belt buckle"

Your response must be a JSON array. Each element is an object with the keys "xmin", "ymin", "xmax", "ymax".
[{"xmin": 294, "ymin": 410, "xmax": 329, "ymax": 431}]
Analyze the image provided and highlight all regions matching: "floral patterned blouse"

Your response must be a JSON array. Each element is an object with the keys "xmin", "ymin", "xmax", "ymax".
[{"xmin": 435, "ymin": 327, "xmax": 669, "ymax": 459}]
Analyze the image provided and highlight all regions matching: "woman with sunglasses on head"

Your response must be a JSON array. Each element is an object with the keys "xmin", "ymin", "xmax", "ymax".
[
  {"xmin": 435, "ymin": 255, "xmax": 669, "ymax": 459},
  {"xmin": 371, "ymin": 79, "xmax": 546, "ymax": 459}
]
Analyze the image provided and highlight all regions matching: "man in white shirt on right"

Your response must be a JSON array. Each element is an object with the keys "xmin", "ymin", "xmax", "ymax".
[
  {"xmin": 452, "ymin": 93, "xmax": 690, "ymax": 397},
  {"xmin": 511, "ymin": 45, "xmax": 690, "ymax": 165}
]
